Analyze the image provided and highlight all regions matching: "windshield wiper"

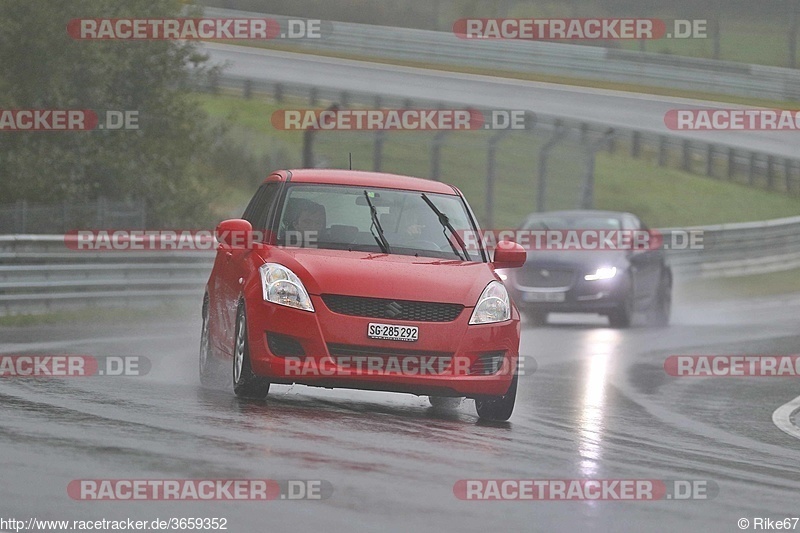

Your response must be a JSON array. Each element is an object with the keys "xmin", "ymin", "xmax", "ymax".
[
  {"xmin": 363, "ymin": 190, "xmax": 391, "ymax": 254},
  {"xmin": 420, "ymin": 193, "xmax": 471, "ymax": 261}
]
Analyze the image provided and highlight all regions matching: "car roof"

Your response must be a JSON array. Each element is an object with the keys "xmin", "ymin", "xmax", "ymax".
[
  {"xmin": 525, "ymin": 210, "xmax": 636, "ymax": 219},
  {"xmin": 265, "ymin": 169, "xmax": 460, "ymax": 195}
]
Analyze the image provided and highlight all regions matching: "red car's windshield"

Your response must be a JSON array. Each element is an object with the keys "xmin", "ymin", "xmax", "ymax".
[{"xmin": 276, "ymin": 184, "xmax": 484, "ymax": 261}]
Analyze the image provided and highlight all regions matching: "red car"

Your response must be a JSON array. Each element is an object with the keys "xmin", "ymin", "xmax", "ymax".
[{"xmin": 199, "ymin": 169, "xmax": 526, "ymax": 421}]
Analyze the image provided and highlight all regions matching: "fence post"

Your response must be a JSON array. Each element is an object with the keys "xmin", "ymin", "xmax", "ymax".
[
  {"xmin": 705, "ymin": 144, "xmax": 714, "ymax": 177},
  {"xmin": 373, "ymin": 130, "xmax": 385, "ymax": 172},
  {"xmin": 536, "ymin": 120, "xmax": 566, "ymax": 212},
  {"xmin": 309, "ymin": 87, "xmax": 318, "ymax": 106},
  {"xmin": 631, "ymin": 130, "xmax": 641, "ymax": 158},
  {"xmin": 209, "ymin": 71, "xmax": 219, "ymax": 95},
  {"xmin": 485, "ymin": 130, "xmax": 511, "ymax": 228},
  {"xmin": 767, "ymin": 155, "xmax": 775, "ymax": 189},
  {"xmin": 243, "ymin": 79, "xmax": 252, "ymax": 99},
  {"xmin": 749, "ymin": 152, "xmax": 757, "ymax": 185},
  {"xmin": 274, "ymin": 83, "xmax": 283, "ymax": 103},
  {"xmin": 681, "ymin": 139, "xmax": 691, "ymax": 171},
  {"xmin": 727, "ymin": 147, "xmax": 736, "ymax": 180},
  {"xmin": 658, "ymin": 135, "xmax": 668, "ymax": 167},
  {"xmin": 581, "ymin": 128, "xmax": 615, "ymax": 210},
  {"xmin": 430, "ymin": 131, "xmax": 448, "ymax": 181}
]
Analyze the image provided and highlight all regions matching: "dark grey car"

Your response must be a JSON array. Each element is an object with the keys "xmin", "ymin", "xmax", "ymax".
[{"xmin": 503, "ymin": 210, "xmax": 672, "ymax": 328}]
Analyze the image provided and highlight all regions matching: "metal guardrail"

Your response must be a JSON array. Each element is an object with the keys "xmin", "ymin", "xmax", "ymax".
[
  {"xmin": 2, "ymin": 217, "xmax": 799, "ymax": 315},
  {"xmin": 202, "ymin": 7, "xmax": 800, "ymax": 102},
  {"xmin": 0, "ymin": 235, "xmax": 213, "ymax": 316},
  {"xmin": 664, "ymin": 215, "xmax": 800, "ymax": 278}
]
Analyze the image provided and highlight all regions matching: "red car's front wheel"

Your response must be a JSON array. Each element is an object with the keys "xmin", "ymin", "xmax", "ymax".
[
  {"xmin": 474, "ymin": 372, "xmax": 517, "ymax": 421},
  {"xmin": 232, "ymin": 302, "xmax": 271, "ymax": 399}
]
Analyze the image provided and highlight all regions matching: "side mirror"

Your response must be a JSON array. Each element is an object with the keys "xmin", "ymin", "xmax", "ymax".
[
  {"xmin": 492, "ymin": 240, "xmax": 526, "ymax": 269},
  {"xmin": 215, "ymin": 219, "xmax": 253, "ymax": 248}
]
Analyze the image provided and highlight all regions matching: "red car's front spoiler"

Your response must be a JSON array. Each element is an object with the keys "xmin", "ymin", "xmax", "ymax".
[{"xmin": 244, "ymin": 295, "xmax": 520, "ymax": 398}]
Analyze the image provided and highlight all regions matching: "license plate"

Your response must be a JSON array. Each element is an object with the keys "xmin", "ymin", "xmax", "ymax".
[
  {"xmin": 367, "ymin": 323, "xmax": 418, "ymax": 342},
  {"xmin": 523, "ymin": 291, "xmax": 566, "ymax": 303}
]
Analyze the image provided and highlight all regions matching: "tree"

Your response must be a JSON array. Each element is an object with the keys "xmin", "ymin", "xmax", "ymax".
[{"xmin": 0, "ymin": 0, "xmax": 219, "ymax": 226}]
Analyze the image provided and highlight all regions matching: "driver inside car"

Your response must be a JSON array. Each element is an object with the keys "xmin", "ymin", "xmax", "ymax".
[{"xmin": 283, "ymin": 198, "xmax": 326, "ymax": 247}]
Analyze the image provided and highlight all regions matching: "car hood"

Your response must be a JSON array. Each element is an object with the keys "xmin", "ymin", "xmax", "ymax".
[
  {"xmin": 263, "ymin": 248, "xmax": 495, "ymax": 305},
  {"xmin": 522, "ymin": 249, "xmax": 628, "ymax": 270}
]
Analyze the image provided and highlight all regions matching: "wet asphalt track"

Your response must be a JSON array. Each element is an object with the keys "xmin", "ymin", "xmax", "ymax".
[{"xmin": 1, "ymin": 286, "xmax": 799, "ymax": 533}]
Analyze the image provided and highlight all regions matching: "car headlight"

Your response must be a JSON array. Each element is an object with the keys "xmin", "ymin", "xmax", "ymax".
[
  {"xmin": 469, "ymin": 281, "xmax": 511, "ymax": 324},
  {"xmin": 259, "ymin": 263, "xmax": 314, "ymax": 312},
  {"xmin": 584, "ymin": 266, "xmax": 617, "ymax": 281}
]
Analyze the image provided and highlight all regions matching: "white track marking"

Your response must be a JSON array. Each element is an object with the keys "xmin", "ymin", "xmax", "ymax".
[{"xmin": 772, "ymin": 395, "xmax": 800, "ymax": 440}]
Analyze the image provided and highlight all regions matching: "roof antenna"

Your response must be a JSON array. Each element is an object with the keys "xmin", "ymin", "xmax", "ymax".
[{"xmin": 349, "ymin": 152, "xmax": 352, "ymax": 170}]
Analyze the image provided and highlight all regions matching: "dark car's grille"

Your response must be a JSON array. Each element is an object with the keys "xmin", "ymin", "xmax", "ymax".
[
  {"xmin": 321, "ymin": 294, "xmax": 463, "ymax": 322},
  {"xmin": 327, "ymin": 344, "xmax": 453, "ymax": 374},
  {"xmin": 517, "ymin": 265, "xmax": 574, "ymax": 288}
]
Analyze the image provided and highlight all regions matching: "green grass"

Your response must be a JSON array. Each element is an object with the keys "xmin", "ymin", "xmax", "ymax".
[
  {"xmin": 626, "ymin": 18, "xmax": 792, "ymax": 68},
  {"xmin": 197, "ymin": 92, "xmax": 800, "ymax": 229}
]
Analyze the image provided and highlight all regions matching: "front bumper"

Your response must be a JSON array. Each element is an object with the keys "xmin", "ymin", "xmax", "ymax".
[
  {"xmin": 244, "ymin": 294, "xmax": 520, "ymax": 398},
  {"xmin": 508, "ymin": 271, "xmax": 628, "ymax": 314}
]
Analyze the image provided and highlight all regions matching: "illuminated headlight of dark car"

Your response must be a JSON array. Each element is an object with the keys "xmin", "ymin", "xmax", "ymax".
[
  {"xmin": 469, "ymin": 281, "xmax": 511, "ymax": 324},
  {"xmin": 584, "ymin": 266, "xmax": 617, "ymax": 281},
  {"xmin": 259, "ymin": 263, "xmax": 315, "ymax": 312}
]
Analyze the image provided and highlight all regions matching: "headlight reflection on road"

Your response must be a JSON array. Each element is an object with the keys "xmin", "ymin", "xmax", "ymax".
[{"xmin": 578, "ymin": 328, "xmax": 621, "ymax": 478}]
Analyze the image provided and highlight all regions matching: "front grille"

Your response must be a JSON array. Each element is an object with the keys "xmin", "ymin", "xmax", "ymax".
[
  {"xmin": 267, "ymin": 332, "xmax": 305, "ymax": 357},
  {"xmin": 517, "ymin": 265, "xmax": 574, "ymax": 288},
  {"xmin": 321, "ymin": 294, "xmax": 463, "ymax": 322},
  {"xmin": 327, "ymin": 343, "xmax": 453, "ymax": 374},
  {"xmin": 469, "ymin": 351, "xmax": 506, "ymax": 375}
]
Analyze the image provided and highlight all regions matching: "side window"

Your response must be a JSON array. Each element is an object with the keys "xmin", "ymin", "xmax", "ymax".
[{"xmin": 242, "ymin": 183, "xmax": 280, "ymax": 231}]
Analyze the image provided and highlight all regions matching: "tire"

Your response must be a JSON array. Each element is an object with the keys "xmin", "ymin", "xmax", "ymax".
[
  {"xmin": 647, "ymin": 273, "xmax": 672, "ymax": 327},
  {"xmin": 523, "ymin": 309, "xmax": 548, "ymax": 326},
  {"xmin": 475, "ymin": 372, "xmax": 518, "ymax": 421},
  {"xmin": 608, "ymin": 277, "xmax": 634, "ymax": 328},
  {"xmin": 232, "ymin": 302, "xmax": 271, "ymax": 399},
  {"xmin": 428, "ymin": 396, "xmax": 463, "ymax": 410},
  {"xmin": 199, "ymin": 296, "xmax": 220, "ymax": 387}
]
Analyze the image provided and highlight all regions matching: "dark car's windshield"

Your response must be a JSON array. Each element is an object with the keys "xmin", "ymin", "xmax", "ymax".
[{"xmin": 275, "ymin": 184, "xmax": 484, "ymax": 261}]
